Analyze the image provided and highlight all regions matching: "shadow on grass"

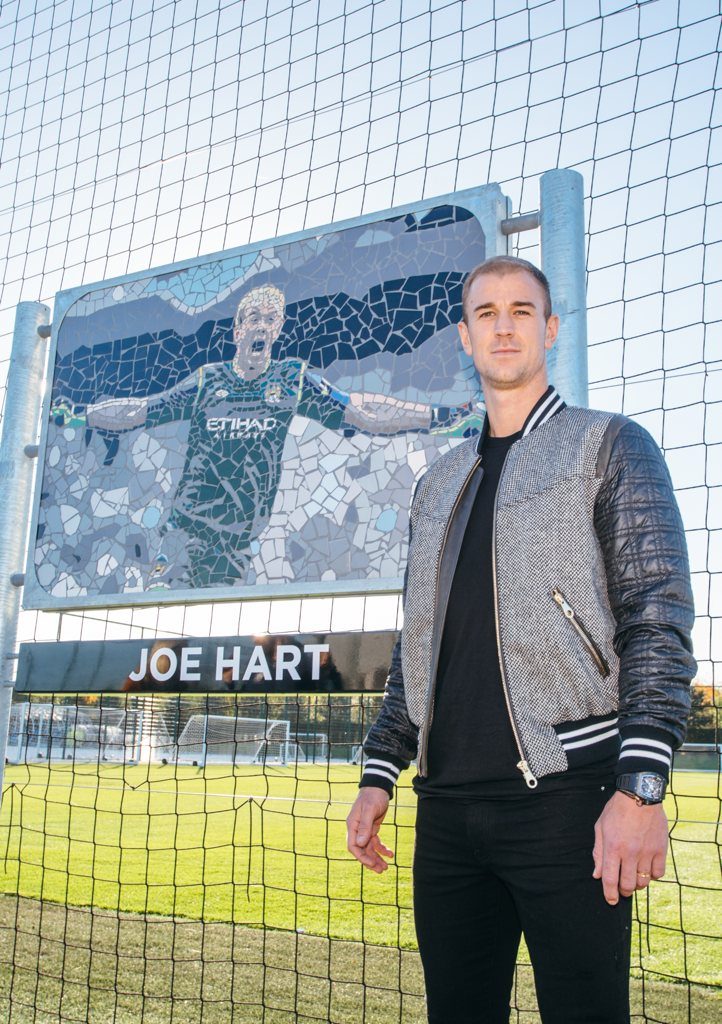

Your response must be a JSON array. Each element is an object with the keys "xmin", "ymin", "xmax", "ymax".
[{"xmin": 0, "ymin": 896, "xmax": 718, "ymax": 1023}]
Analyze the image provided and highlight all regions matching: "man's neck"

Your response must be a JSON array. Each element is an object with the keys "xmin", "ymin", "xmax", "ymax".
[
  {"xmin": 484, "ymin": 380, "xmax": 550, "ymax": 438},
  {"xmin": 232, "ymin": 356, "xmax": 267, "ymax": 381}
]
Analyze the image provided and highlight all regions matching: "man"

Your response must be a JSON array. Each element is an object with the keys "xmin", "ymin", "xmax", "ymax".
[
  {"xmin": 346, "ymin": 256, "xmax": 695, "ymax": 1023},
  {"xmin": 76, "ymin": 284, "xmax": 469, "ymax": 589}
]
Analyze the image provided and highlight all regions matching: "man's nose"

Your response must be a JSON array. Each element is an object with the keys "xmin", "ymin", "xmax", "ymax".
[{"xmin": 495, "ymin": 312, "xmax": 514, "ymax": 334}]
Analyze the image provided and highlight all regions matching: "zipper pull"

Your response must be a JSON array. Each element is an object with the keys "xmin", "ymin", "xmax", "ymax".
[
  {"xmin": 552, "ymin": 588, "xmax": 574, "ymax": 619},
  {"xmin": 517, "ymin": 759, "xmax": 538, "ymax": 789}
]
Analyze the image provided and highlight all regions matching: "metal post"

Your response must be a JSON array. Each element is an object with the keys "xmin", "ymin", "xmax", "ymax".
[
  {"xmin": 491, "ymin": 188, "xmax": 512, "ymax": 257},
  {"xmin": 201, "ymin": 697, "xmax": 209, "ymax": 768},
  {"xmin": 539, "ymin": 169, "xmax": 589, "ymax": 408},
  {"xmin": 0, "ymin": 302, "xmax": 50, "ymax": 804}
]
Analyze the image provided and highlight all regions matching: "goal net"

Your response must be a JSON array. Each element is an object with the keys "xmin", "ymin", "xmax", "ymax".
[
  {"xmin": 176, "ymin": 713, "xmax": 292, "ymax": 764},
  {"xmin": 0, "ymin": 1, "xmax": 720, "ymax": 1022},
  {"xmin": 5, "ymin": 702, "xmax": 174, "ymax": 764}
]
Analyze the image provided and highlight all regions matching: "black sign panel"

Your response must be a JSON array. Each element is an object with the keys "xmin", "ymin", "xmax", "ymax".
[{"xmin": 16, "ymin": 631, "xmax": 398, "ymax": 694}]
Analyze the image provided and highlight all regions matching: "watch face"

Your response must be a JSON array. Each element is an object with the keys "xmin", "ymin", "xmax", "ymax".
[{"xmin": 639, "ymin": 774, "xmax": 665, "ymax": 802}]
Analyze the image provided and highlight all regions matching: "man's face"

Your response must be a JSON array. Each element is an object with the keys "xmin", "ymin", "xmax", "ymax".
[
  {"xmin": 233, "ymin": 289, "xmax": 285, "ymax": 378},
  {"xmin": 458, "ymin": 270, "xmax": 558, "ymax": 394}
]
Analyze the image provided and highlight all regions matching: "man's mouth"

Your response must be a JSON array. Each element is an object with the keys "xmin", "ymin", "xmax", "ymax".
[{"xmin": 251, "ymin": 339, "xmax": 266, "ymax": 353}]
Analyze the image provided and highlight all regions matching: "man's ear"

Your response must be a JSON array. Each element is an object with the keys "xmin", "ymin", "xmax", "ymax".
[
  {"xmin": 458, "ymin": 320, "xmax": 472, "ymax": 356},
  {"xmin": 545, "ymin": 313, "xmax": 560, "ymax": 350}
]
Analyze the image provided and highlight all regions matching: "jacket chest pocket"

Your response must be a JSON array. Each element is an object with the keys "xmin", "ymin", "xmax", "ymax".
[{"xmin": 551, "ymin": 587, "xmax": 610, "ymax": 678}]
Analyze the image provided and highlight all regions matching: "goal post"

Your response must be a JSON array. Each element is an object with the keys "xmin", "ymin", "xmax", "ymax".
[{"xmin": 176, "ymin": 714, "xmax": 293, "ymax": 766}]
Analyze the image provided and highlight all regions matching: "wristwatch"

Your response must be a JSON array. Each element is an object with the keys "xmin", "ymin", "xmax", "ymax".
[{"xmin": 616, "ymin": 772, "xmax": 666, "ymax": 805}]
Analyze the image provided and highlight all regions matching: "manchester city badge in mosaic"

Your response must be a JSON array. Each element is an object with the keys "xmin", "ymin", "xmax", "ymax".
[{"xmin": 25, "ymin": 186, "xmax": 510, "ymax": 608}]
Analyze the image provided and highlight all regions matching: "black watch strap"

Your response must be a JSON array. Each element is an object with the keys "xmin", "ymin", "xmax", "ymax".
[{"xmin": 616, "ymin": 771, "xmax": 666, "ymax": 805}]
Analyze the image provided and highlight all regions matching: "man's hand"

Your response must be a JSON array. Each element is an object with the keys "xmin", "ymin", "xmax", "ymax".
[
  {"xmin": 593, "ymin": 790, "xmax": 669, "ymax": 904},
  {"xmin": 346, "ymin": 787, "xmax": 393, "ymax": 873},
  {"xmin": 51, "ymin": 400, "xmax": 86, "ymax": 428}
]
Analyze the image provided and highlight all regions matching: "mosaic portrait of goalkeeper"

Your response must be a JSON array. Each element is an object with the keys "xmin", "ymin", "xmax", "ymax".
[
  {"xmin": 86, "ymin": 283, "xmax": 469, "ymax": 590},
  {"xmin": 40, "ymin": 203, "xmax": 488, "ymax": 598}
]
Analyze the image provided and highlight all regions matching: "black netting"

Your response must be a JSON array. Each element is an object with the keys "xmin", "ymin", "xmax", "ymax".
[{"xmin": 0, "ymin": 1, "xmax": 719, "ymax": 1021}]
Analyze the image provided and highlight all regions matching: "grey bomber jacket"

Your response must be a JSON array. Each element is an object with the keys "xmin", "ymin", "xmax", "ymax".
[{"xmin": 360, "ymin": 387, "xmax": 696, "ymax": 794}]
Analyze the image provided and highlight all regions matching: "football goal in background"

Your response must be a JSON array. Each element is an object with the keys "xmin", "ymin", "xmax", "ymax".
[
  {"xmin": 0, "ymin": 691, "xmax": 719, "ymax": 1024},
  {"xmin": 0, "ymin": 1, "xmax": 720, "ymax": 1022}
]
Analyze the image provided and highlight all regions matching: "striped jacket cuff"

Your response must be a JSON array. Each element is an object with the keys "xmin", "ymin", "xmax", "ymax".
[
  {"xmin": 616, "ymin": 727, "xmax": 674, "ymax": 781},
  {"xmin": 553, "ymin": 712, "xmax": 619, "ymax": 768},
  {"xmin": 359, "ymin": 754, "xmax": 405, "ymax": 795}
]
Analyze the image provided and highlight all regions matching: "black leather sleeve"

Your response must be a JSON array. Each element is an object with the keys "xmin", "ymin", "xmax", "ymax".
[
  {"xmin": 594, "ymin": 418, "xmax": 696, "ymax": 751},
  {"xmin": 360, "ymin": 631, "xmax": 420, "ymax": 791},
  {"xmin": 360, "ymin": 501, "xmax": 422, "ymax": 792}
]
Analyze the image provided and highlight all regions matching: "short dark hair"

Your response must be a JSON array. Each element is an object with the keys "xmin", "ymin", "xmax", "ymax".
[{"xmin": 461, "ymin": 256, "xmax": 553, "ymax": 323}]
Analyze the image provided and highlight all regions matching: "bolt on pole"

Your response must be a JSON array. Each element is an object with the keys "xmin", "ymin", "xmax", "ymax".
[{"xmin": 0, "ymin": 302, "xmax": 50, "ymax": 806}]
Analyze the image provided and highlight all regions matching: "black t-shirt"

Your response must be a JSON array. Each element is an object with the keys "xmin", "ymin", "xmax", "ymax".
[{"xmin": 415, "ymin": 429, "xmax": 615, "ymax": 798}]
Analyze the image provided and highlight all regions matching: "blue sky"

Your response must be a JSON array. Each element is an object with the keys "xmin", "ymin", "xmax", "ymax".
[{"xmin": 0, "ymin": 0, "xmax": 719, "ymax": 683}]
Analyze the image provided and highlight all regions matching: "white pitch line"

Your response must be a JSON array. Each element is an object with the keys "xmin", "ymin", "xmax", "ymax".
[
  {"xmin": 4, "ymin": 779, "xmax": 420, "ymax": 810},
  {"xmin": 4, "ymin": 776, "xmax": 715, "ymax": 823}
]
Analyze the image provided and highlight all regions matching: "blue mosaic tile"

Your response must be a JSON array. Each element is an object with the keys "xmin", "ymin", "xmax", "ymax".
[{"xmin": 37, "ymin": 203, "xmax": 488, "ymax": 598}]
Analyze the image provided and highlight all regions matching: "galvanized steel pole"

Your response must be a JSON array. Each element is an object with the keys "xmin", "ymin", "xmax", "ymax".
[
  {"xmin": 0, "ymin": 302, "xmax": 50, "ymax": 806},
  {"xmin": 540, "ymin": 169, "xmax": 589, "ymax": 408}
]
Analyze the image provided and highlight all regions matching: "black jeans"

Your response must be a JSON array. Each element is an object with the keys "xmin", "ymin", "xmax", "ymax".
[{"xmin": 413, "ymin": 782, "xmax": 632, "ymax": 1024}]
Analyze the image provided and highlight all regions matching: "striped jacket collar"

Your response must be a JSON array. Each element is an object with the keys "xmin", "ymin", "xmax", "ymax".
[{"xmin": 475, "ymin": 385, "xmax": 567, "ymax": 454}]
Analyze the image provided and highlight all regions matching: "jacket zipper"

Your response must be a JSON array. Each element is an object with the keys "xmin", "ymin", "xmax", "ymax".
[
  {"xmin": 552, "ymin": 588, "xmax": 610, "ymax": 678},
  {"xmin": 492, "ymin": 452, "xmax": 538, "ymax": 789},
  {"xmin": 417, "ymin": 457, "xmax": 481, "ymax": 777}
]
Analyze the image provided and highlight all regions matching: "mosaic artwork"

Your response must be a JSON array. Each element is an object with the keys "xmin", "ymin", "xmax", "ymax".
[{"xmin": 29, "ymin": 193, "xmax": 500, "ymax": 606}]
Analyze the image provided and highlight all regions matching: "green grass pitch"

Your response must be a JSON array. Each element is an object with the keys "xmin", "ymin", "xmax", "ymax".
[{"xmin": 0, "ymin": 762, "xmax": 719, "ymax": 1013}]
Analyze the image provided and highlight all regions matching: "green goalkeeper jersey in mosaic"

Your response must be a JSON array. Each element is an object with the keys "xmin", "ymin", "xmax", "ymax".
[{"xmin": 146, "ymin": 358, "xmax": 346, "ymax": 584}]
